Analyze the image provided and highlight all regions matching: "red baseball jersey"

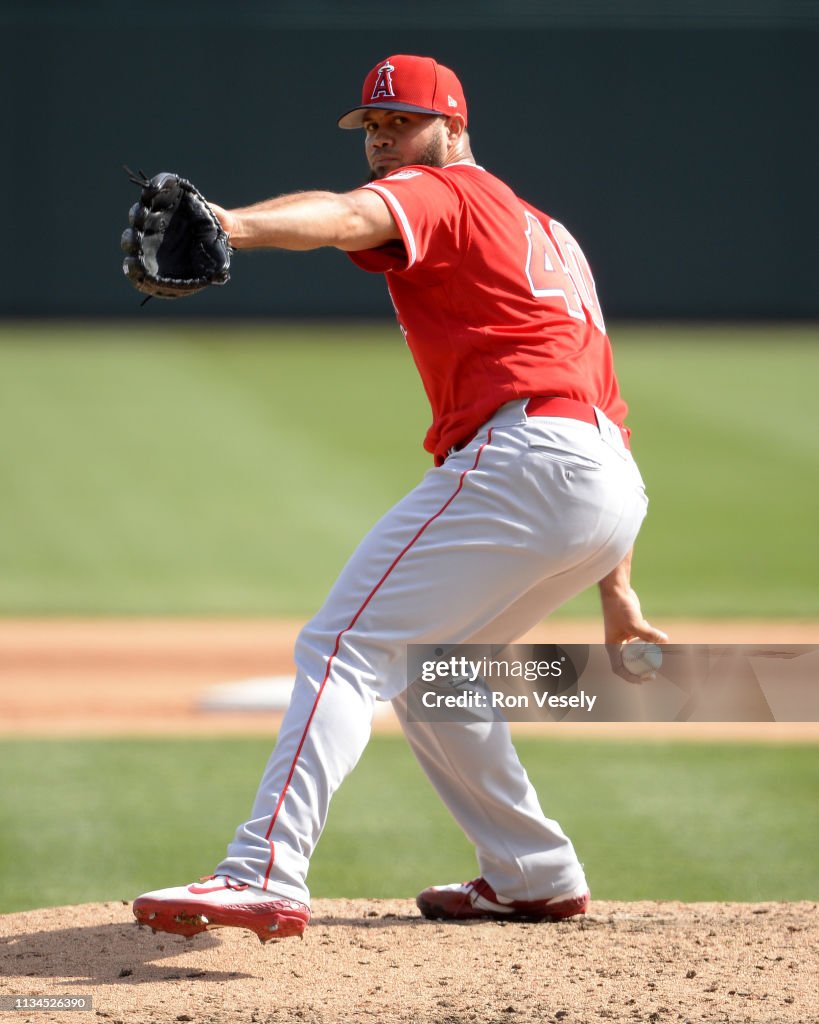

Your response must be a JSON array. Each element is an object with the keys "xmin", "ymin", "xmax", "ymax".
[{"xmin": 348, "ymin": 163, "xmax": 628, "ymax": 460}]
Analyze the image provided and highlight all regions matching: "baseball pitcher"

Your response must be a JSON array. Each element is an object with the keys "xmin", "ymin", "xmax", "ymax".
[{"xmin": 132, "ymin": 54, "xmax": 667, "ymax": 943}]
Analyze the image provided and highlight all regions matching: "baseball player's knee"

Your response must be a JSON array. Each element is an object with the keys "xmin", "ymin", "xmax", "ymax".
[
  {"xmin": 293, "ymin": 618, "xmax": 334, "ymax": 677},
  {"xmin": 294, "ymin": 617, "xmax": 369, "ymax": 685},
  {"xmin": 294, "ymin": 617, "xmax": 405, "ymax": 703}
]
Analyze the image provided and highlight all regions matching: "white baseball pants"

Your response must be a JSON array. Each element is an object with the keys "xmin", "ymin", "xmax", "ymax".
[{"xmin": 216, "ymin": 400, "xmax": 648, "ymax": 903}]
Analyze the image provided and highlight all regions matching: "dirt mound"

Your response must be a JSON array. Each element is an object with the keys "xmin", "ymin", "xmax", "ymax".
[{"xmin": 1, "ymin": 899, "xmax": 816, "ymax": 1023}]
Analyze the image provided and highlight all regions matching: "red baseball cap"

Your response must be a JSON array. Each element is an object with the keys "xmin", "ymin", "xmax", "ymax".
[{"xmin": 338, "ymin": 55, "xmax": 468, "ymax": 129}]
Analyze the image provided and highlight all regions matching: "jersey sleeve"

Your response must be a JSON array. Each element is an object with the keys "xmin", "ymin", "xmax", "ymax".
[{"xmin": 347, "ymin": 168, "xmax": 464, "ymax": 278}]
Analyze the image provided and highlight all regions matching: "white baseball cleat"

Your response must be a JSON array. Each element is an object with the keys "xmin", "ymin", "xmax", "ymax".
[
  {"xmin": 416, "ymin": 877, "xmax": 589, "ymax": 922},
  {"xmin": 133, "ymin": 875, "xmax": 310, "ymax": 943}
]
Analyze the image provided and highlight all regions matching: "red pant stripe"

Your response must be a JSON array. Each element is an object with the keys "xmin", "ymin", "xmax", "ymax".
[{"xmin": 261, "ymin": 433, "xmax": 493, "ymax": 887}]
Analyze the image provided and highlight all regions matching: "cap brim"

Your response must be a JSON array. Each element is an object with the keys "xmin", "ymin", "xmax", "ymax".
[{"xmin": 337, "ymin": 101, "xmax": 445, "ymax": 129}]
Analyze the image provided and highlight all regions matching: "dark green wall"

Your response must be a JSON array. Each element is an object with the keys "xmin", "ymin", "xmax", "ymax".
[{"xmin": 1, "ymin": 5, "xmax": 815, "ymax": 318}]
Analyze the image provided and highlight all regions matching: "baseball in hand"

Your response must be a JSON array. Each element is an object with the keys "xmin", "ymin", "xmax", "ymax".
[{"xmin": 621, "ymin": 641, "xmax": 663, "ymax": 679}]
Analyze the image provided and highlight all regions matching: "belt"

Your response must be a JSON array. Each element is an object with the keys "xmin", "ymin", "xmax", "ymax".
[
  {"xmin": 524, "ymin": 396, "xmax": 631, "ymax": 450},
  {"xmin": 443, "ymin": 395, "xmax": 630, "ymax": 463}
]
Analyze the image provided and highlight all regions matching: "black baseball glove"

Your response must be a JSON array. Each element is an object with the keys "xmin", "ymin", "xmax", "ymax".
[{"xmin": 121, "ymin": 170, "xmax": 232, "ymax": 300}]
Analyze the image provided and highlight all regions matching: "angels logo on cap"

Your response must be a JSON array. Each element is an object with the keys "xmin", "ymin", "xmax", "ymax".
[
  {"xmin": 338, "ymin": 54, "xmax": 468, "ymax": 129},
  {"xmin": 371, "ymin": 61, "xmax": 396, "ymax": 100}
]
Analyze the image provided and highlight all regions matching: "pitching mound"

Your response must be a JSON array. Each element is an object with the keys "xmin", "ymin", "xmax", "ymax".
[{"xmin": 1, "ymin": 900, "xmax": 816, "ymax": 1024}]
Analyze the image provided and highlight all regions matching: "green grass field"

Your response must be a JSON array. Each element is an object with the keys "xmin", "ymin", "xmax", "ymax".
[
  {"xmin": 0, "ymin": 322, "xmax": 816, "ymax": 914},
  {"xmin": 0, "ymin": 321, "xmax": 817, "ymax": 618},
  {"xmin": 0, "ymin": 735, "xmax": 816, "ymax": 914}
]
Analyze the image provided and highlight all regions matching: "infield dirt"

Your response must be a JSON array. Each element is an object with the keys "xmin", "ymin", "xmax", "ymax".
[{"xmin": 1, "ymin": 617, "xmax": 817, "ymax": 739}]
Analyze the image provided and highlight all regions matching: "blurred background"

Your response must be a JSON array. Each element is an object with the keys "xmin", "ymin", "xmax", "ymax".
[
  {"xmin": 0, "ymin": 0, "xmax": 816, "ymax": 319},
  {"xmin": 0, "ymin": 2, "xmax": 817, "ymax": 912},
  {"xmin": 0, "ymin": 0, "xmax": 816, "ymax": 619}
]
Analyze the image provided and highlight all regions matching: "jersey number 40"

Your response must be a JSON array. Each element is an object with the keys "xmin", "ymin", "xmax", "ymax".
[{"xmin": 524, "ymin": 212, "xmax": 605, "ymax": 332}]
